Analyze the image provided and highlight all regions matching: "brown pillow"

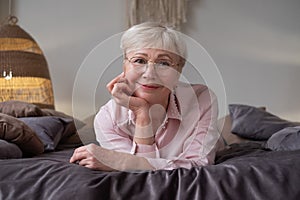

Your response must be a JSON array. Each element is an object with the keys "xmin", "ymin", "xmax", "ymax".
[
  {"xmin": 0, "ymin": 100, "xmax": 43, "ymax": 117},
  {"xmin": 41, "ymin": 108, "xmax": 73, "ymax": 118},
  {"xmin": 0, "ymin": 113, "xmax": 44, "ymax": 156}
]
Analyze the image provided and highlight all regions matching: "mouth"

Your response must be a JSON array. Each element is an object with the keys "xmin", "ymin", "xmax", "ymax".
[{"xmin": 136, "ymin": 82, "xmax": 162, "ymax": 90}]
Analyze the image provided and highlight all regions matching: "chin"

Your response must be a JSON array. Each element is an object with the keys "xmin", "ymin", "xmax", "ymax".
[
  {"xmin": 134, "ymin": 89, "xmax": 170, "ymax": 105},
  {"xmin": 134, "ymin": 92, "xmax": 156, "ymax": 102}
]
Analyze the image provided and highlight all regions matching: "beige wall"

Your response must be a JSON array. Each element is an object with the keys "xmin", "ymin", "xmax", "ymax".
[
  {"xmin": 0, "ymin": 0, "xmax": 9, "ymax": 22},
  {"xmin": 11, "ymin": 0, "xmax": 300, "ymax": 121}
]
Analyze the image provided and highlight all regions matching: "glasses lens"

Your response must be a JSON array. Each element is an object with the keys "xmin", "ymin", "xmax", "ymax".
[
  {"xmin": 130, "ymin": 57, "xmax": 147, "ymax": 66},
  {"xmin": 128, "ymin": 57, "xmax": 177, "ymax": 74},
  {"xmin": 156, "ymin": 59, "xmax": 173, "ymax": 67},
  {"xmin": 129, "ymin": 57, "xmax": 147, "ymax": 73}
]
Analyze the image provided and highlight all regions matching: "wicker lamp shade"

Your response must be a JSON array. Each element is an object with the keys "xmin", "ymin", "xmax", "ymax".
[{"xmin": 0, "ymin": 16, "xmax": 54, "ymax": 109}]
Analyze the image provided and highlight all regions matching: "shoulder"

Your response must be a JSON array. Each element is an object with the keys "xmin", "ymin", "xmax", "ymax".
[
  {"xmin": 176, "ymin": 81, "xmax": 208, "ymax": 91},
  {"xmin": 175, "ymin": 82, "xmax": 218, "ymax": 114},
  {"xmin": 175, "ymin": 82, "xmax": 215, "ymax": 100},
  {"xmin": 95, "ymin": 99, "xmax": 129, "ymax": 124}
]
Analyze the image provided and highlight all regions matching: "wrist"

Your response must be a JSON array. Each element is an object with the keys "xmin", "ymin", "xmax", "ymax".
[
  {"xmin": 134, "ymin": 122, "xmax": 153, "ymax": 137},
  {"xmin": 134, "ymin": 122, "xmax": 154, "ymax": 145},
  {"xmin": 135, "ymin": 109, "xmax": 151, "ymax": 126},
  {"xmin": 133, "ymin": 136, "xmax": 155, "ymax": 145}
]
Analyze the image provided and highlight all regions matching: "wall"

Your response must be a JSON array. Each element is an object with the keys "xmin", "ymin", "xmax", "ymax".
[
  {"xmin": 12, "ymin": 0, "xmax": 300, "ymax": 121},
  {"xmin": 0, "ymin": 0, "xmax": 9, "ymax": 22},
  {"xmin": 182, "ymin": 0, "xmax": 300, "ymax": 121},
  {"xmin": 13, "ymin": 0, "xmax": 127, "ymax": 119}
]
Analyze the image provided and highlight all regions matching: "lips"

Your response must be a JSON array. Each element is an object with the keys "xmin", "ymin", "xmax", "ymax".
[
  {"xmin": 137, "ymin": 82, "xmax": 161, "ymax": 89},
  {"xmin": 142, "ymin": 85, "xmax": 159, "ymax": 89}
]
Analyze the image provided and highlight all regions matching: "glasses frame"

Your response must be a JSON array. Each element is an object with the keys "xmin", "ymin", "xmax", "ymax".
[{"xmin": 124, "ymin": 56, "xmax": 179, "ymax": 72}]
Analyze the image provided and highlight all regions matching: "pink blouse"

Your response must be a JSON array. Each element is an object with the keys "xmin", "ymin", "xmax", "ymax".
[{"xmin": 94, "ymin": 82, "xmax": 220, "ymax": 170}]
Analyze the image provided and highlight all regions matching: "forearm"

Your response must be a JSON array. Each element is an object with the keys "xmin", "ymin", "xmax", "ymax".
[
  {"xmin": 90, "ymin": 146, "xmax": 155, "ymax": 171},
  {"xmin": 113, "ymin": 150, "xmax": 155, "ymax": 171}
]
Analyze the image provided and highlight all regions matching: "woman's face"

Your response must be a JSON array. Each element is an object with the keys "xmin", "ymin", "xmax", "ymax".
[{"xmin": 123, "ymin": 48, "xmax": 182, "ymax": 106}]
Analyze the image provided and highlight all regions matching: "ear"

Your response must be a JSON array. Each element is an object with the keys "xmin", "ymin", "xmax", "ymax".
[
  {"xmin": 177, "ymin": 66, "xmax": 183, "ymax": 74},
  {"xmin": 122, "ymin": 60, "xmax": 127, "ymax": 74},
  {"xmin": 179, "ymin": 57, "xmax": 186, "ymax": 70},
  {"xmin": 172, "ymin": 70, "xmax": 181, "ymax": 87}
]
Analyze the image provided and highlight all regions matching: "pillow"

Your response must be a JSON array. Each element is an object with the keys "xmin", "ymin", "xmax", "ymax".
[
  {"xmin": 0, "ymin": 139, "xmax": 23, "ymax": 159},
  {"xmin": 41, "ymin": 108, "xmax": 85, "ymax": 129},
  {"xmin": 77, "ymin": 123, "xmax": 98, "ymax": 145},
  {"xmin": 41, "ymin": 109, "xmax": 86, "ymax": 147},
  {"xmin": 19, "ymin": 116, "xmax": 74, "ymax": 151},
  {"xmin": 217, "ymin": 115, "xmax": 251, "ymax": 146},
  {"xmin": 217, "ymin": 106, "xmax": 267, "ymax": 146},
  {"xmin": 0, "ymin": 100, "xmax": 43, "ymax": 117},
  {"xmin": 55, "ymin": 133, "xmax": 83, "ymax": 150},
  {"xmin": 265, "ymin": 126, "xmax": 300, "ymax": 151},
  {"xmin": 229, "ymin": 104, "xmax": 300, "ymax": 140},
  {"xmin": 56, "ymin": 114, "xmax": 98, "ymax": 146},
  {"xmin": 77, "ymin": 114, "xmax": 99, "ymax": 145},
  {"xmin": 0, "ymin": 113, "xmax": 44, "ymax": 156}
]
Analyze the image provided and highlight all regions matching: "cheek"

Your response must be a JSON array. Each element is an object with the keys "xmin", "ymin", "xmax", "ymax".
[
  {"xmin": 124, "ymin": 66, "xmax": 140, "ymax": 83},
  {"xmin": 160, "ymin": 72, "xmax": 179, "ymax": 90}
]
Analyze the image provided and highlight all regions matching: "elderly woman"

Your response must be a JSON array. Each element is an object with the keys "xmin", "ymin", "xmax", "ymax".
[{"xmin": 70, "ymin": 22, "xmax": 220, "ymax": 171}]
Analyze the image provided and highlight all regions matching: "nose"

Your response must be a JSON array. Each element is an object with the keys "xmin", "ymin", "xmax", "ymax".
[{"xmin": 142, "ymin": 63, "xmax": 157, "ymax": 79}]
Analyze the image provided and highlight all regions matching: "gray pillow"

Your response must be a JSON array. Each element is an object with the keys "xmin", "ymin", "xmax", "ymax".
[
  {"xmin": 0, "ymin": 139, "xmax": 23, "ymax": 159},
  {"xmin": 265, "ymin": 126, "xmax": 300, "ymax": 151},
  {"xmin": 229, "ymin": 104, "xmax": 300, "ymax": 140},
  {"xmin": 19, "ymin": 116, "xmax": 73, "ymax": 151},
  {"xmin": 78, "ymin": 114, "xmax": 98, "ymax": 145},
  {"xmin": 41, "ymin": 108, "xmax": 85, "ymax": 129}
]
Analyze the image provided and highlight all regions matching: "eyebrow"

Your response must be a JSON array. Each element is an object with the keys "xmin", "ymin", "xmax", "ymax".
[{"xmin": 133, "ymin": 53, "xmax": 173, "ymax": 59}]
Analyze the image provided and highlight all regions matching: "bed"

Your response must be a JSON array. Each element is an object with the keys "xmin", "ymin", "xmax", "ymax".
[{"xmin": 1, "ymin": 101, "xmax": 300, "ymax": 200}]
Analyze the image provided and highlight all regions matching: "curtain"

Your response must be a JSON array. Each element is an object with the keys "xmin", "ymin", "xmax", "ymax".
[{"xmin": 127, "ymin": 0, "xmax": 188, "ymax": 30}]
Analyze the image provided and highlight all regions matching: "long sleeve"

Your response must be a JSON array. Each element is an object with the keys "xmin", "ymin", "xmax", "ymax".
[
  {"xmin": 94, "ymin": 104, "xmax": 159, "ymax": 157},
  {"xmin": 94, "ymin": 105, "xmax": 134, "ymax": 153},
  {"xmin": 94, "ymin": 83, "xmax": 220, "ymax": 170}
]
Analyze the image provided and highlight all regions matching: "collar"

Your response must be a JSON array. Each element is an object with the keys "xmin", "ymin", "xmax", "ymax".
[{"xmin": 166, "ymin": 90, "xmax": 182, "ymax": 120}]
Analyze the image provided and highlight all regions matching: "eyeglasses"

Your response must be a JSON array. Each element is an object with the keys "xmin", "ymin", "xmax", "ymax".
[{"xmin": 125, "ymin": 56, "xmax": 179, "ymax": 74}]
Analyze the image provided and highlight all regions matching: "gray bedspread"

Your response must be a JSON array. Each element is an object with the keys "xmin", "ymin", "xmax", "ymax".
[{"xmin": 0, "ymin": 143, "xmax": 299, "ymax": 200}]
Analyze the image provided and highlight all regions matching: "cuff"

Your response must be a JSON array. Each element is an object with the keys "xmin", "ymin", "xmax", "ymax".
[
  {"xmin": 130, "ymin": 142, "xmax": 159, "ymax": 158},
  {"xmin": 145, "ymin": 158, "xmax": 173, "ymax": 170}
]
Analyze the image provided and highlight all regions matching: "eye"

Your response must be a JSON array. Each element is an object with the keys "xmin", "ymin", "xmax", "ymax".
[
  {"xmin": 157, "ymin": 60, "xmax": 172, "ymax": 67},
  {"xmin": 131, "ymin": 57, "xmax": 147, "ymax": 65}
]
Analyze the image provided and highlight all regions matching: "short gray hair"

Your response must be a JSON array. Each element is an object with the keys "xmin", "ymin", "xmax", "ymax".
[{"xmin": 120, "ymin": 22, "xmax": 187, "ymax": 64}]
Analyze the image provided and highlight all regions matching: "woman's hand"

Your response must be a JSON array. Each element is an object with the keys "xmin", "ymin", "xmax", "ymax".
[
  {"xmin": 69, "ymin": 144, "xmax": 114, "ymax": 171},
  {"xmin": 106, "ymin": 73, "xmax": 150, "ymax": 122},
  {"xmin": 70, "ymin": 144, "xmax": 155, "ymax": 171},
  {"xmin": 107, "ymin": 73, "xmax": 155, "ymax": 144}
]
